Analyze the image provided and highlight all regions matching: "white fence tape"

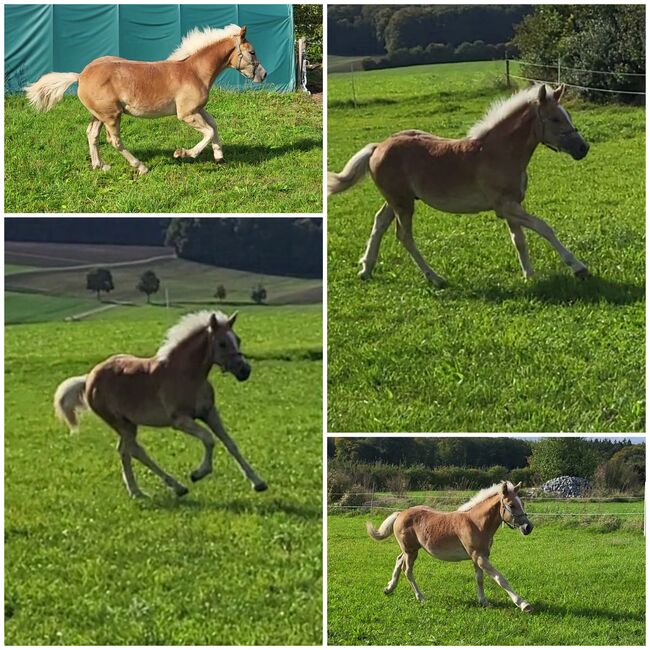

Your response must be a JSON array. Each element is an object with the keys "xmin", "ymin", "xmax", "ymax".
[
  {"xmin": 508, "ymin": 59, "xmax": 646, "ymax": 77},
  {"xmin": 508, "ymin": 73, "xmax": 645, "ymax": 96}
]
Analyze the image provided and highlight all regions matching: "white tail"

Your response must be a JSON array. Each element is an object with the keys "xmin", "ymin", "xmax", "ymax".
[
  {"xmin": 53, "ymin": 375, "xmax": 88, "ymax": 431},
  {"xmin": 327, "ymin": 143, "xmax": 377, "ymax": 196},
  {"xmin": 366, "ymin": 511, "xmax": 400, "ymax": 540},
  {"xmin": 25, "ymin": 72, "xmax": 80, "ymax": 112}
]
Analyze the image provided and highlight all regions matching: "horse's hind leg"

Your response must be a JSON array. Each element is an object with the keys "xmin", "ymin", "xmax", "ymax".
[
  {"xmin": 505, "ymin": 220, "xmax": 534, "ymax": 279},
  {"xmin": 359, "ymin": 202, "xmax": 395, "ymax": 279},
  {"xmin": 199, "ymin": 109, "xmax": 224, "ymax": 163},
  {"xmin": 403, "ymin": 550, "xmax": 425, "ymax": 602},
  {"xmin": 173, "ymin": 111, "xmax": 215, "ymax": 162},
  {"xmin": 86, "ymin": 118, "xmax": 110, "ymax": 171},
  {"xmin": 103, "ymin": 116, "xmax": 149, "ymax": 175},
  {"xmin": 394, "ymin": 203, "xmax": 447, "ymax": 287},
  {"xmin": 128, "ymin": 438, "xmax": 189, "ymax": 496},
  {"xmin": 384, "ymin": 552, "xmax": 403, "ymax": 595}
]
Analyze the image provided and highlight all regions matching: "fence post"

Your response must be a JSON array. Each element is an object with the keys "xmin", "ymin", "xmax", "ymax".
[
  {"xmin": 505, "ymin": 55, "xmax": 510, "ymax": 88},
  {"xmin": 557, "ymin": 55, "xmax": 561, "ymax": 84},
  {"xmin": 350, "ymin": 63, "xmax": 358, "ymax": 108}
]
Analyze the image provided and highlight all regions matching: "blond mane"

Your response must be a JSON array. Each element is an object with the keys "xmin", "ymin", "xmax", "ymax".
[
  {"xmin": 156, "ymin": 310, "xmax": 227, "ymax": 359},
  {"xmin": 167, "ymin": 24, "xmax": 241, "ymax": 61},
  {"xmin": 468, "ymin": 85, "xmax": 554, "ymax": 139},
  {"xmin": 456, "ymin": 481, "xmax": 514, "ymax": 512}
]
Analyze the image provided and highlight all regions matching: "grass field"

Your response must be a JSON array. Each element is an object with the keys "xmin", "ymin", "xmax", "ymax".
[
  {"xmin": 328, "ymin": 501, "xmax": 645, "ymax": 645},
  {"xmin": 5, "ymin": 304, "xmax": 322, "ymax": 644},
  {"xmin": 5, "ymin": 242, "xmax": 322, "ymax": 324},
  {"xmin": 327, "ymin": 60, "xmax": 645, "ymax": 433},
  {"xmin": 5, "ymin": 89, "xmax": 322, "ymax": 213}
]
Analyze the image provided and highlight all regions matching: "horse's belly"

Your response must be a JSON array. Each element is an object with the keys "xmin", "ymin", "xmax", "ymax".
[
  {"xmin": 123, "ymin": 101, "xmax": 176, "ymax": 118},
  {"xmin": 428, "ymin": 544, "xmax": 470, "ymax": 562},
  {"xmin": 419, "ymin": 188, "xmax": 492, "ymax": 214}
]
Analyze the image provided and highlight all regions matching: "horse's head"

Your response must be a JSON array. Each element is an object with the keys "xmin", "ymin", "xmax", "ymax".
[
  {"xmin": 229, "ymin": 26, "xmax": 267, "ymax": 83},
  {"xmin": 500, "ymin": 481, "xmax": 533, "ymax": 536},
  {"xmin": 208, "ymin": 312, "xmax": 251, "ymax": 381},
  {"xmin": 536, "ymin": 84, "xmax": 589, "ymax": 160}
]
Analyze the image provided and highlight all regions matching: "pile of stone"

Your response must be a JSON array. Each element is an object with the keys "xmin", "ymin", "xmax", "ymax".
[{"xmin": 540, "ymin": 476, "xmax": 590, "ymax": 498}]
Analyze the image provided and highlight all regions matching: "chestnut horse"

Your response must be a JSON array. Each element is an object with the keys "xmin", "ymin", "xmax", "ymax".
[
  {"xmin": 26, "ymin": 25, "xmax": 266, "ymax": 174},
  {"xmin": 53, "ymin": 311, "xmax": 267, "ymax": 498},
  {"xmin": 329, "ymin": 85, "xmax": 590, "ymax": 285},
  {"xmin": 366, "ymin": 481, "xmax": 534, "ymax": 612}
]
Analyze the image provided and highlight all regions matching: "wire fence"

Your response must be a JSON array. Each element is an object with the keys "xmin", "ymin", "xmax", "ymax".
[{"xmin": 505, "ymin": 57, "xmax": 645, "ymax": 96}]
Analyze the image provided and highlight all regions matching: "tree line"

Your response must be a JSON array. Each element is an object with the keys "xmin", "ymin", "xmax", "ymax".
[{"xmin": 6, "ymin": 218, "xmax": 322, "ymax": 279}]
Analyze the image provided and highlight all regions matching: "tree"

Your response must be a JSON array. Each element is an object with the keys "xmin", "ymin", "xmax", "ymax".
[
  {"xmin": 294, "ymin": 4, "xmax": 323, "ymax": 64},
  {"xmin": 214, "ymin": 284, "xmax": 227, "ymax": 301},
  {"xmin": 86, "ymin": 268, "xmax": 114, "ymax": 300},
  {"xmin": 136, "ymin": 270, "xmax": 160, "ymax": 303},
  {"xmin": 251, "ymin": 283, "xmax": 267, "ymax": 304},
  {"xmin": 529, "ymin": 438, "xmax": 601, "ymax": 481}
]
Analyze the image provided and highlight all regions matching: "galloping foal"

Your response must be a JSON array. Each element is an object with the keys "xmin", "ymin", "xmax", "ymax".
[
  {"xmin": 26, "ymin": 25, "xmax": 266, "ymax": 174},
  {"xmin": 53, "ymin": 311, "xmax": 267, "ymax": 498},
  {"xmin": 329, "ymin": 84, "xmax": 590, "ymax": 285},
  {"xmin": 367, "ymin": 481, "xmax": 534, "ymax": 612}
]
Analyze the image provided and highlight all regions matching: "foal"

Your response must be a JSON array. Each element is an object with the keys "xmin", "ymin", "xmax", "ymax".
[
  {"xmin": 26, "ymin": 25, "xmax": 266, "ymax": 174},
  {"xmin": 329, "ymin": 84, "xmax": 590, "ymax": 284},
  {"xmin": 367, "ymin": 481, "xmax": 534, "ymax": 612},
  {"xmin": 54, "ymin": 311, "xmax": 267, "ymax": 498}
]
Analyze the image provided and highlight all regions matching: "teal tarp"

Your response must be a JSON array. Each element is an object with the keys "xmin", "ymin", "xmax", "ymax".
[{"xmin": 5, "ymin": 4, "xmax": 295, "ymax": 92}]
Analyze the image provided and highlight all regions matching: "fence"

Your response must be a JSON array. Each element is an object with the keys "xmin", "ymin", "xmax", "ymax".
[{"xmin": 505, "ymin": 57, "xmax": 645, "ymax": 96}]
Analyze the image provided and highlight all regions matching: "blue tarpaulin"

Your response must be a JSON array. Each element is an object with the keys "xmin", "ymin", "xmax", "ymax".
[{"xmin": 5, "ymin": 4, "xmax": 295, "ymax": 92}]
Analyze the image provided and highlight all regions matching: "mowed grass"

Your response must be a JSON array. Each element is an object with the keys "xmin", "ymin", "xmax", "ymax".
[
  {"xmin": 327, "ymin": 61, "xmax": 645, "ymax": 432},
  {"xmin": 328, "ymin": 510, "xmax": 645, "ymax": 645},
  {"xmin": 5, "ymin": 305, "xmax": 322, "ymax": 644},
  {"xmin": 5, "ymin": 89, "xmax": 322, "ymax": 213}
]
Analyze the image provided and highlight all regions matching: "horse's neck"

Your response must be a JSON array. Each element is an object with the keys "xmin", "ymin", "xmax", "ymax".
[
  {"xmin": 166, "ymin": 330, "xmax": 212, "ymax": 380},
  {"xmin": 469, "ymin": 494, "xmax": 502, "ymax": 537},
  {"xmin": 483, "ymin": 104, "xmax": 540, "ymax": 169},
  {"xmin": 190, "ymin": 39, "xmax": 235, "ymax": 88}
]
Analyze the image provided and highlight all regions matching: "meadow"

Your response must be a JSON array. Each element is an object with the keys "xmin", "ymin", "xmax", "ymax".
[
  {"xmin": 327, "ymin": 61, "xmax": 645, "ymax": 433},
  {"xmin": 5, "ymin": 303, "xmax": 322, "ymax": 644},
  {"xmin": 328, "ymin": 498, "xmax": 645, "ymax": 645},
  {"xmin": 5, "ymin": 88, "xmax": 322, "ymax": 213}
]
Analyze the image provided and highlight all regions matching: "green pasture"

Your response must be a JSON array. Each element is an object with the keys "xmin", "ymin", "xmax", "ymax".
[
  {"xmin": 327, "ymin": 60, "xmax": 645, "ymax": 432},
  {"xmin": 328, "ymin": 507, "xmax": 645, "ymax": 645},
  {"xmin": 5, "ymin": 89, "xmax": 322, "ymax": 213},
  {"xmin": 5, "ymin": 305, "xmax": 322, "ymax": 644}
]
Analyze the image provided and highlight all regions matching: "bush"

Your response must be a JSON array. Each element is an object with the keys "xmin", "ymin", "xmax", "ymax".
[
  {"xmin": 509, "ymin": 466, "xmax": 536, "ymax": 486},
  {"xmin": 593, "ymin": 449, "xmax": 644, "ymax": 494},
  {"xmin": 386, "ymin": 473, "xmax": 409, "ymax": 496}
]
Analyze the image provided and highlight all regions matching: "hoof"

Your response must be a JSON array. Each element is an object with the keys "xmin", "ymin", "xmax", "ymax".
[
  {"xmin": 574, "ymin": 267, "xmax": 591, "ymax": 280},
  {"xmin": 214, "ymin": 156, "xmax": 225, "ymax": 164},
  {"xmin": 428, "ymin": 276, "xmax": 448, "ymax": 289},
  {"xmin": 100, "ymin": 164, "xmax": 111, "ymax": 172},
  {"xmin": 254, "ymin": 482, "xmax": 268, "ymax": 492},
  {"xmin": 136, "ymin": 164, "xmax": 149, "ymax": 175},
  {"xmin": 358, "ymin": 269, "xmax": 372, "ymax": 281},
  {"xmin": 383, "ymin": 587, "xmax": 394, "ymax": 596},
  {"xmin": 521, "ymin": 602, "xmax": 534, "ymax": 613},
  {"xmin": 175, "ymin": 485, "xmax": 189, "ymax": 497},
  {"xmin": 173, "ymin": 149, "xmax": 185, "ymax": 159},
  {"xmin": 415, "ymin": 594, "xmax": 426, "ymax": 602},
  {"xmin": 478, "ymin": 599, "xmax": 489, "ymax": 607},
  {"xmin": 130, "ymin": 491, "xmax": 148, "ymax": 499}
]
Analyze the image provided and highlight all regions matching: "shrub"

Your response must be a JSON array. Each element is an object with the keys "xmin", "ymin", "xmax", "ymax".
[{"xmin": 509, "ymin": 466, "xmax": 536, "ymax": 486}]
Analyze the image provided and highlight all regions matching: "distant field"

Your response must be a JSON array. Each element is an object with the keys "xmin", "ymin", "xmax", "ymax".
[
  {"xmin": 5, "ymin": 243, "xmax": 322, "ymax": 324},
  {"xmin": 328, "ymin": 55, "xmax": 379, "ymax": 73},
  {"xmin": 328, "ymin": 501, "xmax": 645, "ymax": 645},
  {"xmin": 327, "ymin": 60, "xmax": 645, "ymax": 432},
  {"xmin": 5, "ymin": 89, "xmax": 322, "ymax": 213},
  {"xmin": 6, "ymin": 305, "xmax": 322, "ymax": 644}
]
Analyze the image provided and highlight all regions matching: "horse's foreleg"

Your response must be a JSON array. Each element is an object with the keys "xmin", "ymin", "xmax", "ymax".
[
  {"xmin": 474, "ymin": 554, "xmax": 532, "ymax": 612},
  {"xmin": 498, "ymin": 201, "xmax": 588, "ymax": 277},
  {"xmin": 359, "ymin": 202, "xmax": 395, "ymax": 279},
  {"xmin": 394, "ymin": 204, "xmax": 447, "ymax": 287},
  {"xmin": 174, "ymin": 112, "xmax": 215, "ymax": 161},
  {"xmin": 475, "ymin": 565, "xmax": 488, "ymax": 606},
  {"xmin": 199, "ymin": 109, "xmax": 224, "ymax": 163},
  {"xmin": 384, "ymin": 552, "xmax": 403, "ymax": 595},
  {"xmin": 116, "ymin": 436, "xmax": 145, "ymax": 498},
  {"xmin": 403, "ymin": 550, "xmax": 425, "ymax": 602},
  {"xmin": 171, "ymin": 415, "xmax": 216, "ymax": 482},
  {"xmin": 86, "ymin": 119, "xmax": 110, "ymax": 171},
  {"xmin": 104, "ymin": 117, "xmax": 149, "ymax": 175},
  {"xmin": 505, "ymin": 220, "xmax": 534, "ymax": 279},
  {"xmin": 201, "ymin": 407, "xmax": 267, "ymax": 491}
]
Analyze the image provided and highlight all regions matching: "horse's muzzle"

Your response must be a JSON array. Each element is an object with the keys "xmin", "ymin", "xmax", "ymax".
[
  {"xmin": 233, "ymin": 362, "xmax": 251, "ymax": 382},
  {"xmin": 254, "ymin": 66, "xmax": 267, "ymax": 83},
  {"xmin": 567, "ymin": 137, "xmax": 590, "ymax": 160},
  {"xmin": 520, "ymin": 522, "xmax": 533, "ymax": 536}
]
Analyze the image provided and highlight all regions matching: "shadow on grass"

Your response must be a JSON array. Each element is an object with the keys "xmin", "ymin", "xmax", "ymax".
[
  {"xmin": 452, "ymin": 274, "xmax": 645, "ymax": 307},
  {"xmin": 144, "ymin": 494, "xmax": 321, "ymax": 521},
  {"xmin": 132, "ymin": 137, "xmax": 322, "ymax": 168},
  {"xmin": 532, "ymin": 599, "xmax": 645, "ymax": 623}
]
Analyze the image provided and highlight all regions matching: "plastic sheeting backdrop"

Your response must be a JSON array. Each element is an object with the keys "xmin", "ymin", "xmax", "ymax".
[{"xmin": 5, "ymin": 4, "xmax": 295, "ymax": 93}]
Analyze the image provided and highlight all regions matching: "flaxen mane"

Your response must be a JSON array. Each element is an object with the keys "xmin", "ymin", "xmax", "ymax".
[
  {"xmin": 468, "ymin": 85, "xmax": 555, "ymax": 139},
  {"xmin": 156, "ymin": 311, "xmax": 227, "ymax": 359},
  {"xmin": 457, "ymin": 481, "xmax": 515, "ymax": 511},
  {"xmin": 168, "ymin": 25, "xmax": 241, "ymax": 61}
]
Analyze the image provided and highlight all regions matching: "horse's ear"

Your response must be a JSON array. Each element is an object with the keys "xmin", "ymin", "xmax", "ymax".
[
  {"xmin": 228, "ymin": 311, "xmax": 238, "ymax": 328},
  {"xmin": 537, "ymin": 84, "xmax": 547, "ymax": 103},
  {"xmin": 209, "ymin": 313, "xmax": 219, "ymax": 332},
  {"xmin": 513, "ymin": 481, "xmax": 522, "ymax": 493},
  {"xmin": 501, "ymin": 482, "xmax": 509, "ymax": 496},
  {"xmin": 553, "ymin": 84, "xmax": 566, "ymax": 102},
  {"xmin": 240, "ymin": 26, "xmax": 247, "ymax": 41}
]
